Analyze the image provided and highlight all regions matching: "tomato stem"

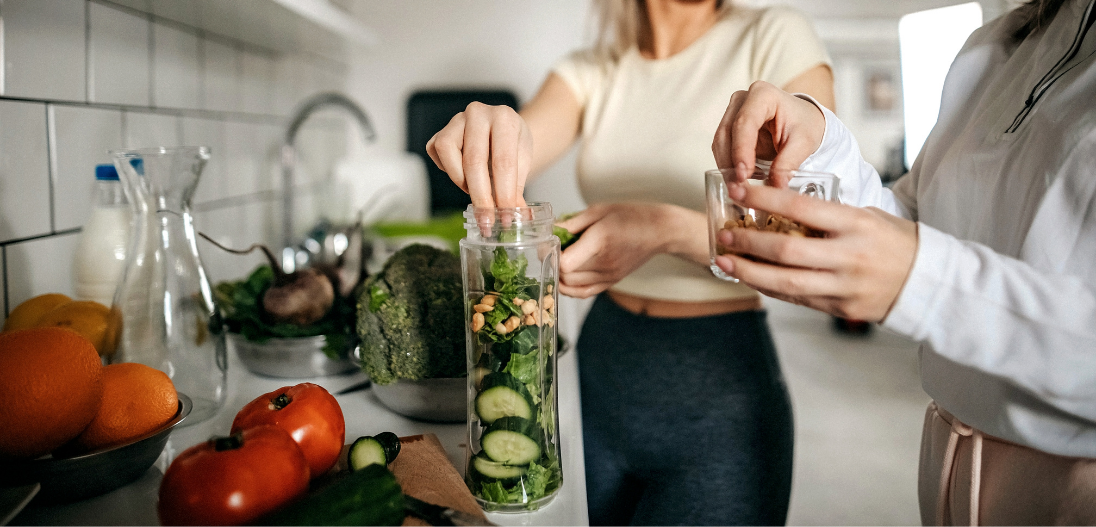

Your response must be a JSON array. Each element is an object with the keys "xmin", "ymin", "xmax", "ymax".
[
  {"xmin": 272, "ymin": 393, "xmax": 291, "ymax": 410},
  {"xmin": 213, "ymin": 433, "xmax": 244, "ymax": 451}
]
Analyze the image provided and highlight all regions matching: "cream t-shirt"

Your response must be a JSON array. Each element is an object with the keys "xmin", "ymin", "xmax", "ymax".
[{"xmin": 552, "ymin": 6, "xmax": 831, "ymax": 302}]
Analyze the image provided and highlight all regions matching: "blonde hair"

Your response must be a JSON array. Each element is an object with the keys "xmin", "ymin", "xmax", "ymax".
[{"xmin": 593, "ymin": 0, "xmax": 734, "ymax": 61}]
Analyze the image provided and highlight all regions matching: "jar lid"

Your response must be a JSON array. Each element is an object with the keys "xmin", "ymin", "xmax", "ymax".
[{"xmin": 95, "ymin": 164, "xmax": 120, "ymax": 181}]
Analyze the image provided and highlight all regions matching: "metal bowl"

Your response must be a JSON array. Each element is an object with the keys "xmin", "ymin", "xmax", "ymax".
[
  {"xmin": 0, "ymin": 394, "xmax": 192, "ymax": 505},
  {"xmin": 371, "ymin": 377, "xmax": 467, "ymax": 423},
  {"xmin": 227, "ymin": 333, "xmax": 360, "ymax": 378}
]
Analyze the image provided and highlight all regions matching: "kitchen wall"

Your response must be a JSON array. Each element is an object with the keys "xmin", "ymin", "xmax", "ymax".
[{"xmin": 0, "ymin": 0, "xmax": 350, "ymax": 317}]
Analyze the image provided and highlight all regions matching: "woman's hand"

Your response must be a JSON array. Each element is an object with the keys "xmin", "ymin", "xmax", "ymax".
[
  {"xmin": 555, "ymin": 203, "xmax": 695, "ymax": 298},
  {"xmin": 712, "ymin": 81, "xmax": 826, "ymax": 187},
  {"xmin": 714, "ymin": 183, "xmax": 918, "ymax": 322},
  {"xmin": 425, "ymin": 102, "xmax": 533, "ymax": 210}
]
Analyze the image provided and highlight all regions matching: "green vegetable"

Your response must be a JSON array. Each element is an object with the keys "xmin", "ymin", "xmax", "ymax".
[
  {"xmin": 214, "ymin": 265, "xmax": 356, "ymax": 359},
  {"xmin": 262, "ymin": 463, "xmax": 406, "ymax": 526},
  {"xmin": 554, "ymin": 212, "xmax": 582, "ymax": 250},
  {"xmin": 355, "ymin": 244, "xmax": 465, "ymax": 385},
  {"xmin": 349, "ymin": 436, "xmax": 388, "ymax": 470},
  {"xmin": 475, "ymin": 372, "xmax": 535, "ymax": 424},
  {"xmin": 480, "ymin": 416, "xmax": 543, "ymax": 465},
  {"xmin": 471, "ymin": 454, "xmax": 527, "ymax": 481},
  {"xmin": 473, "ymin": 459, "xmax": 561, "ymax": 511}
]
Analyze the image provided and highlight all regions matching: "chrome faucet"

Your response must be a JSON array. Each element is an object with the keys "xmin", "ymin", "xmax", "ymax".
[{"xmin": 280, "ymin": 92, "xmax": 376, "ymax": 272}]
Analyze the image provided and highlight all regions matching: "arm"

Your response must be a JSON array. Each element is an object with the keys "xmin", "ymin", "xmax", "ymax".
[
  {"xmin": 781, "ymin": 64, "xmax": 835, "ymax": 111},
  {"xmin": 520, "ymin": 73, "xmax": 582, "ymax": 177},
  {"xmin": 425, "ymin": 72, "xmax": 582, "ymax": 209}
]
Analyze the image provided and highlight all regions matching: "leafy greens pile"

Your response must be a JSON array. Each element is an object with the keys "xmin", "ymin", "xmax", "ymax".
[{"xmin": 214, "ymin": 265, "xmax": 356, "ymax": 358}]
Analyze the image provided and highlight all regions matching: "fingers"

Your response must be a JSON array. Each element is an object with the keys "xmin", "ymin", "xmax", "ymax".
[
  {"xmin": 427, "ymin": 114, "xmax": 469, "ymax": 193},
  {"xmin": 715, "ymin": 252, "xmax": 842, "ymax": 299},
  {"xmin": 718, "ymin": 228, "xmax": 842, "ymax": 270},
  {"xmin": 489, "ymin": 109, "xmax": 523, "ymax": 209},
  {"xmin": 728, "ymin": 83, "xmax": 783, "ymax": 180},
  {"xmin": 557, "ymin": 280, "xmax": 611, "ymax": 299},
  {"xmin": 712, "ymin": 82, "xmax": 826, "ymax": 186},
  {"xmin": 555, "ymin": 206, "xmax": 601, "ymax": 237},
  {"xmin": 713, "ymin": 90, "xmax": 749, "ymax": 173}
]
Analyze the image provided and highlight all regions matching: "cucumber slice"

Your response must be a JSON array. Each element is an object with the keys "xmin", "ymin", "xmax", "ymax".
[
  {"xmin": 472, "ymin": 454, "xmax": 527, "ymax": 481},
  {"xmin": 480, "ymin": 416, "xmax": 542, "ymax": 465},
  {"xmin": 374, "ymin": 432, "xmax": 401, "ymax": 463},
  {"xmin": 475, "ymin": 372, "xmax": 534, "ymax": 424},
  {"xmin": 349, "ymin": 436, "xmax": 388, "ymax": 470}
]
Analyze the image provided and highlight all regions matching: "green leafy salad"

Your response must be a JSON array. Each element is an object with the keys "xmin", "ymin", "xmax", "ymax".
[
  {"xmin": 466, "ymin": 247, "xmax": 562, "ymax": 510},
  {"xmin": 214, "ymin": 265, "xmax": 356, "ymax": 358}
]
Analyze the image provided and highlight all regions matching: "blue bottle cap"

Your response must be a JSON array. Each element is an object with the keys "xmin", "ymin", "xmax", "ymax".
[{"xmin": 95, "ymin": 164, "xmax": 120, "ymax": 181}]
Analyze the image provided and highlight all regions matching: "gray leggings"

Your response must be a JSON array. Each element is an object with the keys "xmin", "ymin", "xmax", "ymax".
[{"xmin": 578, "ymin": 294, "xmax": 793, "ymax": 525}]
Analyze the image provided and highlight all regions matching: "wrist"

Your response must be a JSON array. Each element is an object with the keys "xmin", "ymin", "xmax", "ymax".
[{"xmin": 657, "ymin": 204, "xmax": 708, "ymax": 265}]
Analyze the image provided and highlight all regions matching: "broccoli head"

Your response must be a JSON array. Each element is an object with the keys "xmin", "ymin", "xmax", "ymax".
[{"xmin": 356, "ymin": 243, "xmax": 466, "ymax": 385}]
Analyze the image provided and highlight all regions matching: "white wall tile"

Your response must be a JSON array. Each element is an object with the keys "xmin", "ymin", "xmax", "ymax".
[
  {"xmin": 181, "ymin": 116, "xmax": 226, "ymax": 205},
  {"xmin": 0, "ymin": 101, "xmax": 51, "ymax": 241},
  {"xmin": 223, "ymin": 121, "xmax": 280, "ymax": 198},
  {"xmin": 240, "ymin": 51, "xmax": 275, "ymax": 115},
  {"xmin": 89, "ymin": 2, "xmax": 152, "ymax": 106},
  {"xmin": 202, "ymin": 38, "xmax": 240, "ymax": 113},
  {"xmin": 150, "ymin": 0, "xmax": 200, "ymax": 28},
  {"xmin": 192, "ymin": 200, "xmax": 271, "ymax": 284},
  {"xmin": 51, "ymin": 105, "xmax": 125, "ymax": 232},
  {"xmin": 5, "ymin": 232, "xmax": 80, "ymax": 307},
  {"xmin": 124, "ymin": 111, "xmax": 180, "ymax": 149},
  {"xmin": 273, "ymin": 55, "xmax": 304, "ymax": 116},
  {"xmin": 2, "ymin": 0, "xmax": 87, "ymax": 102},
  {"xmin": 153, "ymin": 23, "xmax": 201, "ymax": 110}
]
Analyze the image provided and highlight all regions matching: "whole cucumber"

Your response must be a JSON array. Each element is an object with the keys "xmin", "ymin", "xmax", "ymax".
[{"xmin": 261, "ymin": 463, "xmax": 405, "ymax": 526}]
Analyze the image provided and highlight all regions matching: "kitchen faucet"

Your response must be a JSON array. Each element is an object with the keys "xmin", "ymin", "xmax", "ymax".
[{"xmin": 280, "ymin": 92, "xmax": 376, "ymax": 272}]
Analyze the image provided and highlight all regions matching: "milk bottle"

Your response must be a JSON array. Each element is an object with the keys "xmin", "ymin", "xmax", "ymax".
[{"xmin": 73, "ymin": 164, "xmax": 131, "ymax": 306}]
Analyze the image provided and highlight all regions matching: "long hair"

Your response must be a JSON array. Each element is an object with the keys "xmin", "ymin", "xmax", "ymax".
[
  {"xmin": 593, "ymin": 0, "xmax": 734, "ymax": 61},
  {"xmin": 1011, "ymin": 0, "xmax": 1070, "ymax": 41}
]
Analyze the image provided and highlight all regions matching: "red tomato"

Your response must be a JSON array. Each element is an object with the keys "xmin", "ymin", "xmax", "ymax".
[
  {"xmin": 158, "ymin": 425, "xmax": 310, "ymax": 526},
  {"xmin": 231, "ymin": 382, "xmax": 346, "ymax": 477}
]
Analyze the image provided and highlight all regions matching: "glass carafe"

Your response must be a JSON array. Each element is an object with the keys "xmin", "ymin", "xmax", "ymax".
[
  {"xmin": 107, "ymin": 147, "xmax": 226, "ymax": 425},
  {"xmin": 461, "ymin": 203, "xmax": 562, "ymax": 512}
]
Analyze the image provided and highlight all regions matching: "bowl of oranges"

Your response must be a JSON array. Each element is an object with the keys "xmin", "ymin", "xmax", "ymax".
[{"xmin": 0, "ymin": 295, "xmax": 188, "ymax": 504}]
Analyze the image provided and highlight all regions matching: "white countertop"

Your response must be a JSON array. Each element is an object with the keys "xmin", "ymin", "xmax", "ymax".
[{"xmin": 12, "ymin": 346, "xmax": 589, "ymax": 526}]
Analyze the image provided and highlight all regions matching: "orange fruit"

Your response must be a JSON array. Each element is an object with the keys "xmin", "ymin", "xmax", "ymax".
[
  {"xmin": 0, "ymin": 327, "xmax": 103, "ymax": 459},
  {"xmin": 71, "ymin": 363, "xmax": 178, "ymax": 453},
  {"xmin": 2, "ymin": 293, "xmax": 73, "ymax": 332},
  {"xmin": 33, "ymin": 300, "xmax": 111, "ymax": 356}
]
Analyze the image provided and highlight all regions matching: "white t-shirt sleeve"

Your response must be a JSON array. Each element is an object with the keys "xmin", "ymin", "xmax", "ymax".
[
  {"xmin": 551, "ymin": 50, "xmax": 603, "ymax": 109},
  {"xmin": 751, "ymin": 7, "xmax": 833, "ymax": 89}
]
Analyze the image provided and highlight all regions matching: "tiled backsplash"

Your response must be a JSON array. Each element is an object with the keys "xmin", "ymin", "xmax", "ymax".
[{"xmin": 0, "ymin": 0, "xmax": 350, "ymax": 317}]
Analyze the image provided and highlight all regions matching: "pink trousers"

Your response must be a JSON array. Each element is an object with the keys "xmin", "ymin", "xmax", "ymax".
[{"xmin": 919, "ymin": 402, "xmax": 1096, "ymax": 525}]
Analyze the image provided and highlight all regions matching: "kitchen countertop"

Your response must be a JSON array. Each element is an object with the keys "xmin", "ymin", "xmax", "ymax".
[{"xmin": 11, "ymin": 346, "xmax": 589, "ymax": 526}]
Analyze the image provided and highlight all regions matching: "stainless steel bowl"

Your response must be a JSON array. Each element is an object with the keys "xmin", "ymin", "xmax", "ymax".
[
  {"xmin": 0, "ymin": 394, "xmax": 192, "ymax": 505},
  {"xmin": 227, "ymin": 333, "xmax": 359, "ymax": 378},
  {"xmin": 371, "ymin": 377, "xmax": 466, "ymax": 423}
]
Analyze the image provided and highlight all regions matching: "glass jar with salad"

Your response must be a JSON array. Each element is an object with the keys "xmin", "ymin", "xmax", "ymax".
[{"xmin": 460, "ymin": 203, "xmax": 562, "ymax": 512}]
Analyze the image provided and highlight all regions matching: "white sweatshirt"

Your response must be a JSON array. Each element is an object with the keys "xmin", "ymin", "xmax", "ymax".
[{"xmin": 799, "ymin": 0, "xmax": 1096, "ymax": 458}]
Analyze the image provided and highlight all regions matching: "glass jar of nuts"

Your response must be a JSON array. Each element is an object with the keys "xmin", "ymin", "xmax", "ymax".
[
  {"xmin": 460, "ymin": 202, "xmax": 562, "ymax": 512},
  {"xmin": 705, "ymin": 166, "xmax": 840, "ymax": 282}
]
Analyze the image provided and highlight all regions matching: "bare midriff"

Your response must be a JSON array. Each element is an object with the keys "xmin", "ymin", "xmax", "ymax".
[{"xmin": 607, "ymin": 289, "xmax": 762, "ymax": 318}]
